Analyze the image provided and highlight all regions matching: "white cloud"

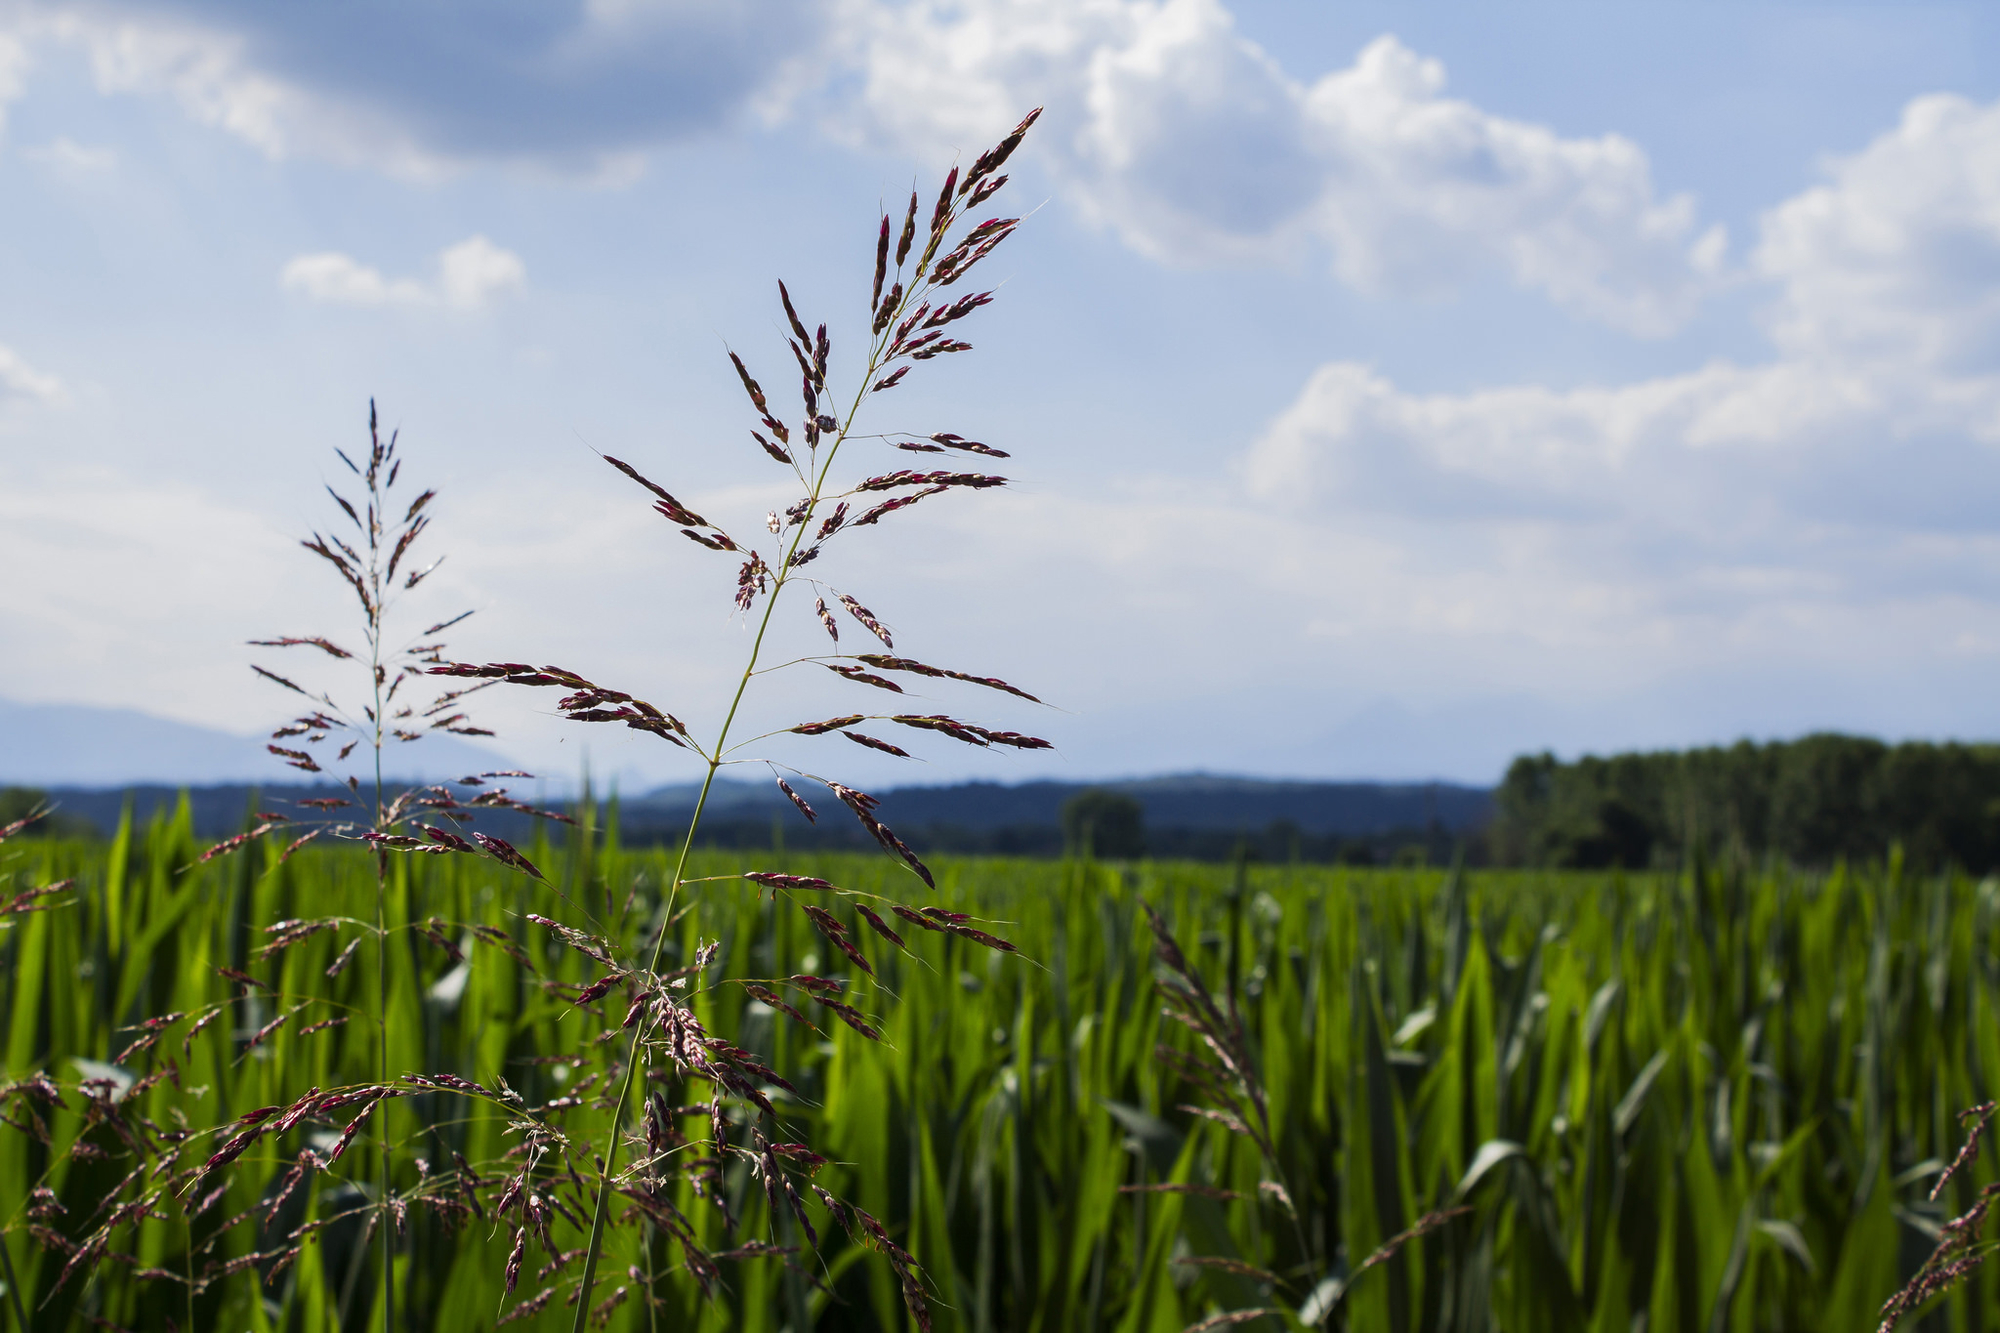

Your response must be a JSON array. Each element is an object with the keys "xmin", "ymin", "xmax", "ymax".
[
  {"xmin": 1242, "ymin": 357, "xmax": 1900, "ymax": 526},
  {"xmin": 0, "ymin": 28, "xmax": 27, "ymax": 138},
  {"xmin": 1757, "ymin": 92, "xmax": 2000, "ymax": 386},
  {"xmin": 3, "ymin": 3, "xmax": 1722, "ymax": 330},
  {"xmin": 1237, "ymin": 88, "xmax": 2000, "ymax": 673},
  {"xmin": 816, "ymin": 3, "xmax": 1725, "ymax": 334},
  {"xmin": 63, "ymin": 10, "xmax": 297, "ymax": 157},
  {"xmin": 750, "ymin": 468, "xmax": 2000, "ymax": 781},
  {"xmin": 23, "ymin": 134, "xmax": 117, "ymax": 172},
  {"xmin": 280, "ymin": 235, "xmax": 526, "ymax": 310},
  {"xmin": 279, "ymin": 253, "xmax": 428, "ymax": 307},
  {"xmin": 9, "ymin": 5, "xmax": 398, "ymax": 165},
  {"xmin": 0, "ymin": 344, "xmax": 64, "ymax": 404},
  {"xmin": 435, "ymin": 235, "xmax": 528, "ymax": 309}
]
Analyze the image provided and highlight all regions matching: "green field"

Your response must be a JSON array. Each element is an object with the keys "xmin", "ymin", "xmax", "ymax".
[{"xmin": 3, "ymin": 801, "xmax": 1997, "ymax": 1331}]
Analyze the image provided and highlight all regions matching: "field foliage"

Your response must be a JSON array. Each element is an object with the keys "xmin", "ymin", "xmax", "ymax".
[{"xmin": 3, "ymin": 801, "xmax": 1997, "ymax": 1331}]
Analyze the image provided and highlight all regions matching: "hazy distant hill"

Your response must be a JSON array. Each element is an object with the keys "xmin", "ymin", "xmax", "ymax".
[
  {"xmin": 27, "ymin": 773, "xmax": 1492, "ymax": 861},
  {"xmin": 877, "ymin": 774, "xmax": 1490, "ymax": 834},
  {"xmin": 616, "ymin": 773, "xmax": 1487, "ymax": 833},
  {"xmin": 610, "ymin": 772, "xmax": 1492, "ymax": 858},
  {"xmin": 0, "ymin": 696, "xmax": 514, "ymax": 786}
]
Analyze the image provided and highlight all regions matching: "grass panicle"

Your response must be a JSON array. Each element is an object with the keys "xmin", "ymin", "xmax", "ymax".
[
  {"xmin": 0, "ymin": 404, "xmax": 589, "ymax": 1331},
  {"xmin": 340, "ymin": 109, "xmax": 1051, "ymax": 1329}
]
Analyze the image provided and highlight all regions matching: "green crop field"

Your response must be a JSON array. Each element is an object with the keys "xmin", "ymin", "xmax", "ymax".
[{"xmin": 4, "ymin": 800, "xmax": 1998, "ymax": 1331}]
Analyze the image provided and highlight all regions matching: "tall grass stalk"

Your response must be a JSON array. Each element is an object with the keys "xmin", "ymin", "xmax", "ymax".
[
  {"xmin": 429, "ymin": 108, "xmax": 1051, "ymax": 1330},
  {"xmin": 1, "ymin": 110, "xmax": 1051, "ymax": 1333},
  {"xmin": 239, "ymin": 402, "xmax": 519, "ymax": 1330}
]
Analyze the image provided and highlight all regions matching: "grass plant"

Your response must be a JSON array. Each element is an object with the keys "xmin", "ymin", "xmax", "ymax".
[
  {"xmin": 0, "ymin": 110, "xmax": 1056, "ymax": 1332},
  {"xmin": 7, "ymin": 825, "xmax": 2000, "ymax": 1329},
  {"xmin": 242, "ymin": 398, "xmax": 516, "ymax": 1333},
  {"xmin": 239, "ymin": 396, "xmax": 570, "ymax": 1331},
  {"xmin": 0, "ymin": 399, "xmax": 569, "ymax": 1331}
]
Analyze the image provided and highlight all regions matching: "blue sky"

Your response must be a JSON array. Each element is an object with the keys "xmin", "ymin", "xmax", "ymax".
[{"xmin": 2, "ymin": 1, "xmax": 1999, "ymax": 789}]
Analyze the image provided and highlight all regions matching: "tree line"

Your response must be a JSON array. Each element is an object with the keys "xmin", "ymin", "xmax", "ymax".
[{"xmin": 1491, "ymin": 732, "xmax": 2000, "ymax": 871}]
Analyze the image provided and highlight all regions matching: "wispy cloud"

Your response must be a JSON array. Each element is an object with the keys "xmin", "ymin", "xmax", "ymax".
[
  {"xmin": 0, "ymin": 344, "xmax": 64, "ymax": 404},
  {"xmin": 22, "ymin": 135, "xmax": 117, "ymax": 173},
  {"xmin": 280, "ymin": 235, "xmax": 526, "ymax": 310},
  {"xmin": 0, "ymin": 28, "xmax": 25, "ymax": 140}
]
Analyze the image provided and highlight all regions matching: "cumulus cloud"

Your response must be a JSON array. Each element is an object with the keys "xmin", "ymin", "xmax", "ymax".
[
  {"xmin": 1, "ymin": 2, "xmax": 1723, "ymax": 330},
  {"xmin": 818, "ymin": 3, "xmax": 1726, "ymax": 334},
  {"xmin": 280, "ymin": 235, "xmax": 525, "ymax": 310},
  {"xmin": 1757, "ymin": 93, "xmax": 2000, "ymax": 384},
  {"xmin": 0, "ymin": 344, "xmax": 64, "ymax": 404},
  {"xmin": 1240, "ymin": 89, "xmax": 2000, "ymax": 661}
]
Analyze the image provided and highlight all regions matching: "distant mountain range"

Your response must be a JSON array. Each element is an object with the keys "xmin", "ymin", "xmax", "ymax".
[{"xmin": 0, "ymin": 696, "xmax": 513, "ymax": 786}]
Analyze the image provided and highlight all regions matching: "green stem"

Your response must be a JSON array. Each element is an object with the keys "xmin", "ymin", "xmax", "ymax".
[
  {"xmin": 375, "ymin": 858, "xmax": 390, "ymax": 1333},
  {"xmin": 567, "ymin": 763, "xmax": 717, "ymax": 1333},
  {"xmin": 566, "ymin": 229, "xmax": 961, "ymax": 1330},
  {"xmin": 569, "ymin": 520, "xmax": 807, "ymax": 1327},
  {"xmin": 367, "ymin": 465, "xmax": 393, "ymax": 1333},
  {"xmin": 0, "ymin": 1228, "xmax": 27, "ymax": 1333}
]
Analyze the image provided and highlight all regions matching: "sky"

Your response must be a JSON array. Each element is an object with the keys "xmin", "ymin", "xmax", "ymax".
[{"xmin": 2, "ymin": 1, "xmax": 1999, "ymax": 791}]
